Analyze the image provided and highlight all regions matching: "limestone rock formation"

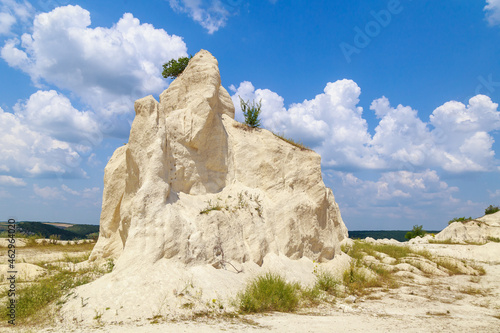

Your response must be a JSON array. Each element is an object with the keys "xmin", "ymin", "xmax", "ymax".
[
  {"xmin": 434, "ymin": 211, "xmax": 500, "ymax": 244},
  {"xmin": 90, "ymin": 49, "xmax": 348, "ymax": 267},
  {"xmin": 62, "ymin": 50, "xmax": 348, "ymax": 322}
]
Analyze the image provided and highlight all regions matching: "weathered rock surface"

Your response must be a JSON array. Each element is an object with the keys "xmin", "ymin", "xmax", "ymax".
[
  {"xmin": 62, "ymin": 50, "xmax": 348, "ymax": 323},
  {"xmin": 434, "ymin": 211, "xmax": 500, "ymax": 244},
  {"xmin": 90, "ymin": 49, "xmax": 347, "ymax": 266}
]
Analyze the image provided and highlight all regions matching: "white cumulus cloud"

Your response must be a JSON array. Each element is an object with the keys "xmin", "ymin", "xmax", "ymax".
[
  {"xmin": 485, "ymin": 0, "xmax": 500, "ymax": 26},
  {"xmin": 0, "ymin": 0, "xmax": 34, "ymax": 35},
  {"xmin": 324, "ymin": 169, "xmax": 463, "ymax": 229},
  {"xmin": 33, "ymin": 184, "xmax": 65, "ymax": 200},
  {"xmin": 0, "ymin": 175, "xmax": 25, "ymax": 186},
  {"xmin": 13, "ymin": 90, "xmax": 101, "ymax": 145},
  {"xmin": 169, "ymin": 0, "xmax": 231, "ymax": 34},
  {"xmin": 0, "ymin": 12, "xmax": 15, "ymax": 34},
  {"xmin": 229, "ymin": 80, "xmax": 500, "ymax": 173},
  {"xmin": 0, "ymin": 103, "xmax": 88, "ymax": 178},
  {"xmin": 1, "ymin": 5, "xmax": 187, "ymax": 124}
]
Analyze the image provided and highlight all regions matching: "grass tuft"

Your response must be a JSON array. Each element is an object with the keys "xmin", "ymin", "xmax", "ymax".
[
  {"xmin": 199, "ymin": 200, "xmax": 223, "ymax": 215},
  {"xmin": 315, "ymin": 270, "xmax": 338, "ymax": 295},
  {"xmin": 237, "ymin": 273, "xmax": 300, "ymax": 313}
]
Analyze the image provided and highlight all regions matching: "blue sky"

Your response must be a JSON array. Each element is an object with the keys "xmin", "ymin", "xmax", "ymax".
[{"xmin": 1, "ymin": 0, "xmax": 500, "ymax": 231}]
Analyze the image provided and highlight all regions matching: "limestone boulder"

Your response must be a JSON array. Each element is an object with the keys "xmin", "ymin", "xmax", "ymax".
[
  {"xmin": 435, "ymin": 211, "xmax": 500, "ymax": 243},
  {"xmin": 90, "ymin": 49, "xmax": 347, "ymax": 267},
  {"xmin": 63, "ymin": 50, "xmax": 348, "ymax": 323}
]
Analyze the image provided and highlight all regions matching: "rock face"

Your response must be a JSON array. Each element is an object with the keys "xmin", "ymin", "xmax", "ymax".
[
  {"xmin": 63, "ymin": 50, "xmax": 349, "ymax": 323},
  {"xmin": 90, "ymin": 49, "xmax": 348, "ymax": 268},
  {"xmin": 434, "ymin": 211, "xmax": 500, "ymax": 243}
]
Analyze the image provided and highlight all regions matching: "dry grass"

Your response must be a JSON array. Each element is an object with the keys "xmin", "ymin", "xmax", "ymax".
[
  {"xmin": 0, "ymin": 242, "xmax": 104, "ymax": 328},
  {"xmin": 460, "ymin": 286, "xmax": 486, "ymax": 296},
  {"xmin": 428, "ymin": 239, "xmax": 456, "ymax": 245},
  {"xmin": 20, "ymin": 241, "xmax": 95, "ymax": 252},
  {"xmin": 434, "ymin": 258, "xmax": 464, "ymax": 275},
  {"xmin": 232, "ymin": 122, "xmax": 257, "ymax": 132},
  {"xmin": 272, "ymin": 132, "xmax": 311, "ymax": 151},
  {"xmin": 341, "ymin": 240, "xmax": 486, "ymax": 296}
]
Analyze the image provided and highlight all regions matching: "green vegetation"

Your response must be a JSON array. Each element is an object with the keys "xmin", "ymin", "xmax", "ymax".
[
  {"xmin": 239, "ymin": 97, "xmax": 262, "ymax": 128},
  {"xmin": 272, "ymin": 132, "xmax": 310, "ymax": 151},
  {"xmin": 485, "ymin": 204, "xmax": 500, "ymax": 215},
  {"xmin": 6, "ymin": 270, "xmax": 91, "ymax": 324},
  {"xmin": 428, "ymin": 238, "xmax": 455, "ymax": 245},
  {"xmin": 314, "ymin": 270, "xmax": 338, "ymax": 295},
  {"xmin": 488, "ymin": 236, "xmax": 500, "ymax": 243},
  {"xmin": 199, "ymin": 200, "xmax": 223, "ymax": 215},
  {"xmin": 17, "ymin": 222, "xmax": 78, "ymax": 240},
  {"xmin": 86, "ymin": 232, "xmax": 99, "ymax": 241},
  {"xmin": 0, "ymin": 222, "xmax": 99, "ymax": 240},
  {"xmin": 238, "ymin": 273, "xmax": 299, "ymax": 313},
  {"xmin": 448, "ymin": 216, "xmax": 473, "ymax": 225},
  {"xmin": 65, "ymin": 224, "xmax": 100, "ymax": 237},
  {"xmin": 1, "ymin": 248, "xmax": 111, "ymax": 326},
  {"xmin": 162, "ymin": 55, "xmax": 192, "ymax": 79},
  {"xmin": 405, "ymin": 225, "xmax": 426, "ymax": 240},
  {"xmin": 236, "ymin": 271, "xmax": 340, "ymax": 313},
  {"xmin": 347, "ymin": 241, "xmax": 413, "ymax": 260}
]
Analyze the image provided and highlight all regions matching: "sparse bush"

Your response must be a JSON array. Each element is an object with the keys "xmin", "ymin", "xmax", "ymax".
[
  {"xmin": 342, "ymin": 263, "xmax": 377, "ymax": 295},
  {"xmin": 488, "ymin": 236, "xmax": 500, "ymax": 243},
  {"xmin": 314, "ymin": 270, "xmax": 338, "ymax": 295},
  {"xmin": 405, "ymin": 225, "xmax": 426, "ymax": 240},
  {"xmin": 49, "ymin": 234, "xmax": 61, "ymax": 244},
  {"xmin": 162, "ymin": 55, "xmax": 192, "ymax": 79},
  {"xmin": 105, "ymin": 258, "xmax": 115, "ymax": 273},
  {"xmin": 87, "ymin": 232, "xmax": 99, "ymax": 241},
  {"xmin": 485, "ymin": 205, "xmax": 500, "ymax": 215},
  {"xmin": 199, "ymin": 199, "xmax": 223, "ymax": 215},
  {"xmin": 238, "ymin": 273, "xmax": 299, "ymax": 313},
  {"xmin": 239, "ymin": 97, "xmax": 262, "ymax": 128},
  {"xmin": 299, "ymin": 285, "xmax": 321, "ymax": 306},
  {"xmin": 448, "ymin": 216, "xmax": 473, "ymax": 225}
]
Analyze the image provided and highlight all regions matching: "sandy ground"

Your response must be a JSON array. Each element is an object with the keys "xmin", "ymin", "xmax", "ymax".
[{"xmin": 2, "ymin": 241, "xmax": 499, "ymax": 333}]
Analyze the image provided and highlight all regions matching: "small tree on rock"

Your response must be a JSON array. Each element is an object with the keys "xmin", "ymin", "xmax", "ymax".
[
  {"xmin": 485, "ymin": 204, "xmax": 500, "ymax": 215},
  {"xmin": 162, "ymin": 55, "xmax": 192, "ymax": 79},
  {"xmin": 405, "ymin": 225, "xmax": 426, "ymax": 240},
  {"xmin": 239, "ymin": 97, "xmax": 262, "ymax": 128}
]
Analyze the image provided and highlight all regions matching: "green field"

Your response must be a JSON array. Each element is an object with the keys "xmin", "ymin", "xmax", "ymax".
[{"xmin": 0, "ymin": 221, "xmax": 99, "ymax": 240}]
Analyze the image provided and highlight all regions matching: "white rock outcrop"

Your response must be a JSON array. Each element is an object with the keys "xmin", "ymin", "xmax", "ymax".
[
  {"xmin": 90, "ymin": 49, "xmax": 347, "ymax": 267},
  {"xmin": 434, "ymin": 211, "xmax": 500, "ymax": 244},
  {"xmin": 62, "ymin": 50, "xmax": 348, "ymax": 322}
]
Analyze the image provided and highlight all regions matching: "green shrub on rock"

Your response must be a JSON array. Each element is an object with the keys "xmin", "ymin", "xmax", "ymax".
[
  {"xmin": 485, "ymin": 205, "xmax": 499, "ymax": 215},
  {"xmin": 239, "ymin": 97, "xmax": 262, "ymax": 128},
  {"xmin": 162, "ymin": 55, "xmax": 192, "ymax": 79},
  {"xmin": 405, "ymin": 225, "xmax": 426, "ymax": 240}
]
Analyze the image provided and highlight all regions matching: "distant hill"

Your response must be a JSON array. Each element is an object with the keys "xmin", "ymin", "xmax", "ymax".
[
  {"xmin": 65, "ymin": 224, "xmax": 100, "ymax": 237},
  {"xmin": 0, "ymin": 221, "xmax": 99, "ymax": 240},
  {"xmin": 349, "ymin": 230, "xmax": 441, "ymax": 242}
]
